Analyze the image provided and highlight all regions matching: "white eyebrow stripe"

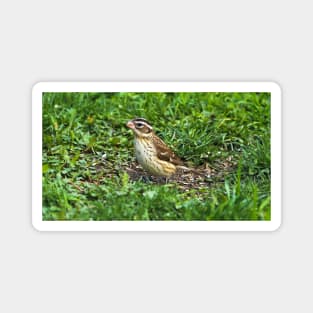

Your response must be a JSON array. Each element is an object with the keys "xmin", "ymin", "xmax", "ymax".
[{"xmin": 136, "ymin": 121, "xmax": 153, "ymax": 130}]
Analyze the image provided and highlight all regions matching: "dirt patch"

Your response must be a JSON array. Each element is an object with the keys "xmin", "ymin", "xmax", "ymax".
[{"xmin": 124, "ymin": 156, "xmax": 236, "ymax": 192}]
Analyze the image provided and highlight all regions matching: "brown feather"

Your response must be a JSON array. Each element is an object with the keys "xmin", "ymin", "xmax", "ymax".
[{"xmin": 152, "ymin": 135, "xmax": 184, "ymax": 166}]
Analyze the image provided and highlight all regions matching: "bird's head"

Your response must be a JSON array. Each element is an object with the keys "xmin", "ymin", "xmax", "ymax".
[{"xmin": 126, "ymin": 118, "xmax": 154, "ymax": 138}]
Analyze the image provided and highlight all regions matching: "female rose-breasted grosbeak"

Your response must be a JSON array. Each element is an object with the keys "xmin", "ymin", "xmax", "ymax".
[{"xmin": 126, "ymin": 118, "xmax": 188, "ymax": 177}]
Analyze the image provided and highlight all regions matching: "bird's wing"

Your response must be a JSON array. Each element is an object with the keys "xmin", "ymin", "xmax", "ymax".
[{"xmin": 153, "ymin": 135, "xmax": 184, "ymax": 165}]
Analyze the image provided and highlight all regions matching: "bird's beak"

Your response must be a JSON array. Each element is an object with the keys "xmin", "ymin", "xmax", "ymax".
[{"xmin": 126, "ymin": 121, "xmax": 135, "ymax": 129}]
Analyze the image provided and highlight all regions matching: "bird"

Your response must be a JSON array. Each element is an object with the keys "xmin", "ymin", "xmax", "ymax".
[{"xmin": 126, "ymin": 117, "xmax": 192, "ymax": 178}]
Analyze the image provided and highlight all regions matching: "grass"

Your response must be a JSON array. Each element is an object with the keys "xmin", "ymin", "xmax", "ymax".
[{"xmin": 42, "ymin": 92, "xmax": 271, "ymax": 221}]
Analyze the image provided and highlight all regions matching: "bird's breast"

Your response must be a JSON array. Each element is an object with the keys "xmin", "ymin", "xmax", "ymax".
[
  {"xmin": 134, "ymin": 138, "xmax": 155, "ymax": 164},
  {"xmin": 133, "ymin": 137, "xmax": 175, "ymax": 176}
]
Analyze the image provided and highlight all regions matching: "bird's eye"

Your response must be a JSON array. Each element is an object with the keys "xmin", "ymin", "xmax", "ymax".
[{"xmin": 136, "ymin": 122, "xmax": 144, "ymax": 128}]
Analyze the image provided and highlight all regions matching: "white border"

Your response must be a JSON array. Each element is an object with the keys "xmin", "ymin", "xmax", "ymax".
[{"xmin": 32, "ymin": 82, "xmax": 281, "ymax": 231}]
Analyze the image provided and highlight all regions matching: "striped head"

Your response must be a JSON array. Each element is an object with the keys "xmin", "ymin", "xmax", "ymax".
[{"xmin": 126, "ymin": 118, "xmax": 154, "ymax": 138}]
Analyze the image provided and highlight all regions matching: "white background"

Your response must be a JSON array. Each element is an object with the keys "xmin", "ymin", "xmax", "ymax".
[{"xmin": 0, "ymin": 0, "xmax": 311, "ymax": 312}]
